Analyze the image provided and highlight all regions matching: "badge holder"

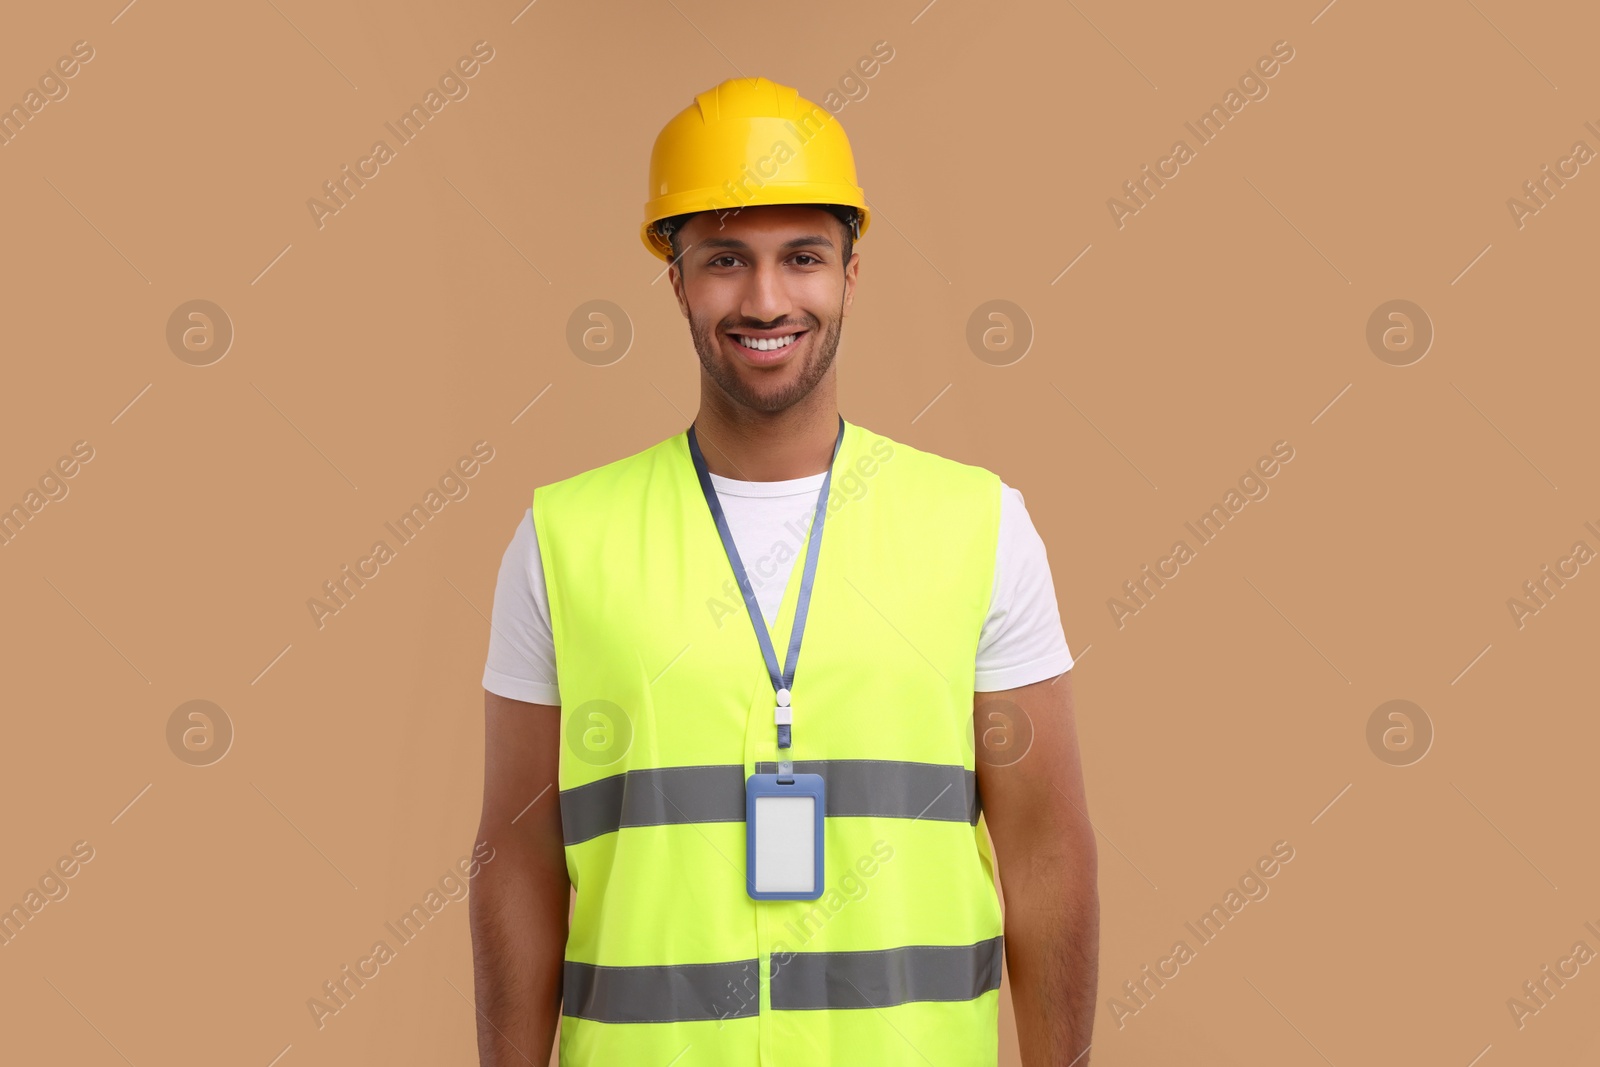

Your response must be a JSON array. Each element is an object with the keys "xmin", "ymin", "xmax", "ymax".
[{"xmin": 745, "ymin": 769, "xmax": 825, "ymax": 900}]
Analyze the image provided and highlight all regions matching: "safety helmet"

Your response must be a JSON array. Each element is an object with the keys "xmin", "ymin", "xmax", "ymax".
[{"xmin": 640, "ymin": 76, "xmax": 871, "ymax": 262}]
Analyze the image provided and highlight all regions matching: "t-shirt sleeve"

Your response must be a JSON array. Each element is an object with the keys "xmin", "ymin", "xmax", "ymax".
[
  {"xmin": 481, "ymin": 506, "xmax": 562, "ymax": 705},
  {"xmin": 974, "ymin": 482, "xmax": 1074, "ymax": 692}
]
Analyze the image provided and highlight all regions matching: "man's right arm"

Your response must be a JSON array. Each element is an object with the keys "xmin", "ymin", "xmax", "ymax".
[{"xmin": 471, "ymin": 689, "xmax": 568, "ymax": 1066}]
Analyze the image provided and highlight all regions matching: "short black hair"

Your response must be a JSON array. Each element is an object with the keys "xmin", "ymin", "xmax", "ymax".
[{"xmin": 656, "ymin": 203, "xmax": 857, "ymax": 265}]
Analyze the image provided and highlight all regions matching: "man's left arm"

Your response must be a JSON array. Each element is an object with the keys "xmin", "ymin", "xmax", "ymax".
[{"xmin": 975, "ymin": 669, "xmax": 1098, "ymax": 1066}]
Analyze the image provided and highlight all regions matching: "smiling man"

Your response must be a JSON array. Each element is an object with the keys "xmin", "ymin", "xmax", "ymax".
[{"xmin": 471, "ymin": 76, "xmax": 1098, "ymax": 1067}]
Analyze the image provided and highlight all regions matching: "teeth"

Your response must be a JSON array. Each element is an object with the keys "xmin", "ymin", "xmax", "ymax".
[{"xmin": 734, "ymin": 333, "xmax": 797, "ymax": 352}]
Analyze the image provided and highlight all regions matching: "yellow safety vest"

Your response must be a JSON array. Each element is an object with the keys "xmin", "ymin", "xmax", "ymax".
[{"xmin": 534, "ymin": 418, "xmax": 1005, "ymax": 1066}]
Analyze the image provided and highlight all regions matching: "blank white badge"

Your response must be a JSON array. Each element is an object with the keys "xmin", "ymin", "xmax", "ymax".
[{"xmin": 753, "ymin": 794, "xmax": 817, "ymax": 894}]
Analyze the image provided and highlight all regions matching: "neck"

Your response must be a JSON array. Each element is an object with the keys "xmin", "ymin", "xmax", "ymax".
[{"xmin": 692, "ymin": 378, "xmax": 840, "ymax": 481}]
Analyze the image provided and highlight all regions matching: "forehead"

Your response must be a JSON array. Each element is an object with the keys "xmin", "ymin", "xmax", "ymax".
[{"xmin": 681, "ymin": 204, "xmax": 843, "ymax": 249}]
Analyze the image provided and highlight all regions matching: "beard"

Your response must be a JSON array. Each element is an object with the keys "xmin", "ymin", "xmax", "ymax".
[{"xmin": 687, "ymin": 296, "xmax": 843, "ymax": 415}]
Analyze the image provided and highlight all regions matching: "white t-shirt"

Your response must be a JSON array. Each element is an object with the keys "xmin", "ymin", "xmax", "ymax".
[{"xmin": 482, "ymin": 472, "xmax": 1073, "ymax": 705}]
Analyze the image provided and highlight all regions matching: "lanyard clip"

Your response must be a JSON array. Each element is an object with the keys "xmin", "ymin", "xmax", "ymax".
[{"xmin": 774, "ymin": 687, "xmax": 792, "ymax": 748}]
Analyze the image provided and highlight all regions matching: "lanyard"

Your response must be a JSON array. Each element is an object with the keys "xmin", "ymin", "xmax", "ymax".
[{"xmin": 686, "ymin": 415, "xmax": 846, "ymax": 760}]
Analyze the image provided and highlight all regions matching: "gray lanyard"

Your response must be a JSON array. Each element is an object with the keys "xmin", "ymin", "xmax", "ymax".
[{"xmin": 686, "ymin": 415, "xmax": 846, "ymax": 760}]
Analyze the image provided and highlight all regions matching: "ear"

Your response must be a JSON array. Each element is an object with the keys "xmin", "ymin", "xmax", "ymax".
[
  {"xmin": 841, "ymin": 251, "xmax": 860, "ymax": 318},
  {"xmin": 669, "ymin": 262, "xmax": 690, "ymax": 319}
]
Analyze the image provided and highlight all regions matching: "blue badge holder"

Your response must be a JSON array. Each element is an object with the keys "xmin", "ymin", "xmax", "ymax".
[{"xmin": 745, "ymin": 772, "xmax": 825, "ymax": 900}]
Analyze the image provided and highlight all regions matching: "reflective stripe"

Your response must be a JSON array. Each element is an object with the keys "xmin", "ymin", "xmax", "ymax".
[
  {"xmin": 563, "ymin": 958, "xmax": 759, "ymax": 1023},
  {"xmin": 560, "ymin": 938, "xmax": 1003, "ymax": 1022},
  {"xmin": 755, "ymin": 759, "xmax": 979, "ymax": 824},
  {"xmin": 562, "ymin": 759, "xmax": 979, "ymax": 845},
  {"xmin": 560, "ymin": 764, "xmax": 745, "ymax": 846},
  {"xmin": 769, "ymin": 936, "xmax": 1004, "ymax": 1010}
]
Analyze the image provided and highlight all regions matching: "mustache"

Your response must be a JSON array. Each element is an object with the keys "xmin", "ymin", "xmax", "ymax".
[{"xmin": 724, "ymin": 321, "xmax": 812, "ymax": 333}]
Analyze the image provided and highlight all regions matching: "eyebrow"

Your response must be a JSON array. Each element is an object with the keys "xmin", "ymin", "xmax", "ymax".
[{"xmin": 696, "ymin": 234, "xmax": 837, "ymax": 253}]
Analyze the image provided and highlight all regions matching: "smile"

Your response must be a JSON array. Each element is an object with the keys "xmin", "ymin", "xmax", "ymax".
[{"xmin": 727, "ymin": 331, "xmax": 806, "ymax": 363}]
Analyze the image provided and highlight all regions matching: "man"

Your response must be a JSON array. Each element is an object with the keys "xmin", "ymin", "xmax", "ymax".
[{"xmin": 471, "ymin": 76, "xmax": 1097, "ymax": 1066}]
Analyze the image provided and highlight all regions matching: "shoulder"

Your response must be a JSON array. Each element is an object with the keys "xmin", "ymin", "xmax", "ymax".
[
  {"xmin": 853, "ymin": 423, "xmax": 1001, "ymax": 500},
  {"xmin": 995, "ymin": 480, "xmax": 1050, "ymax": 555},
  {"xmin": 533, "ymin": 430, "xmax": 684, "ymax": 508}
]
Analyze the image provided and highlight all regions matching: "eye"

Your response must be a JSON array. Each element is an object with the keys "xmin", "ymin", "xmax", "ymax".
[
  {"xmin": 792, "ymin": 253, "xmax": 822, "ymax": 266},
  {"xmin": 708, "ymin": 255, "xmax": 742, "ymax": 268}
]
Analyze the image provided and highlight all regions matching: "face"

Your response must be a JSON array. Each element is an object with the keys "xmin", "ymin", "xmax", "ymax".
[{"xmin": 669, "ymin": 205, "xmax": 859, "ymax": 414}]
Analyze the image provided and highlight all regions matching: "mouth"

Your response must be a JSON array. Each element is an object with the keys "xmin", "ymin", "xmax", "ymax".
[{"xmin": 725, "ymin": 329, "xmax": 807, "ymax": 366}]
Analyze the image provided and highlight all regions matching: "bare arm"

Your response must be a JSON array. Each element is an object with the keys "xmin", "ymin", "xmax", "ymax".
[
  {"xmin": 974, "ymin": 670, "xmax": 1098, "ymax": 1066},
  {"xmin": 470, "ymin": 689, "xmax": 569, "ymax": 1066}
]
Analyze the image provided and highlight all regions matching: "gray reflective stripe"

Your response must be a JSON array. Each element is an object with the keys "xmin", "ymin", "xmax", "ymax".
[
  {"xmin": 563, "ymin": 958, "xmax": 759, "ymax": 1023},
  {"xmin": 769, "ymin": 936, "xmax": 1004, "ymax": 1011},
  {"xmin": 561, "ymin": 759, "xmax": 978, "ymax": 845},
  {"xmin": 756, "ymin": 759, "xmax": 979, "ymax": 824},
  {"xmin": 560, "ymin": 764, "xmax": 746, "ymax": 846}
]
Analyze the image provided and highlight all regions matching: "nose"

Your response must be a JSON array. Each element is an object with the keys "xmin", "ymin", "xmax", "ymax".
[{"xmin": 739, "ymin": 258, "xmax": 792, "ymax": 327}]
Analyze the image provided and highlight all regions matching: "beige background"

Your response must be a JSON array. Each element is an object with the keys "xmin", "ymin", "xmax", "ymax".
[{"xmin": 2, "ymin": 0, "xmax": 1597, "ymax": 1064}]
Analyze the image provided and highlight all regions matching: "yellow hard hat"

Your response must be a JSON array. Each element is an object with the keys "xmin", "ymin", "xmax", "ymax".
[{"xmin": 640, "ymin": 76, "xmax": 871, "ymax": 262}]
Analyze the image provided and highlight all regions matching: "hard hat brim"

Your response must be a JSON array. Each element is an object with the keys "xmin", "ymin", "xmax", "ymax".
[{"xmin": 641, "ymin": 187, "xmax": 871, "ymax": 262}]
